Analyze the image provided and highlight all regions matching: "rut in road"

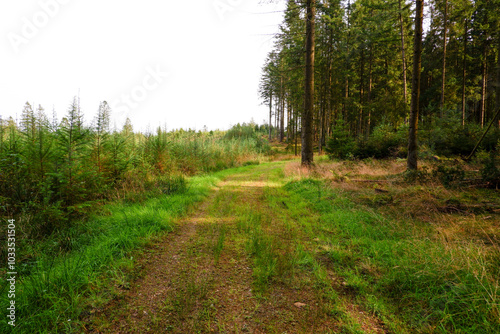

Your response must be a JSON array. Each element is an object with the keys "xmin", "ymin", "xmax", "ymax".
[{"xmin": 87, "ymin": 162, "xmax": 386, "ymax": 333}]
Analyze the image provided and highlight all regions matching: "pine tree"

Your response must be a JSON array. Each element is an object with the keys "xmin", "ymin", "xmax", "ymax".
[
  {"xmin": 94, "ymin": 101, "xmax": 111, "ymax": 173},
  {"xmin": 56, "ymin": 97, "xmax": 89, "ymax": 204},
  {"xmin": 34, "ymin": 105, "xmax": 53, "ymax": 179}
]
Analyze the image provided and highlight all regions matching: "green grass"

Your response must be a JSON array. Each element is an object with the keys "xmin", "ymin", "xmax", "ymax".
[
  {"xmin": 220, "ymin": 162, "xmax": 499, "ymax": 332},
  {"xmin": 281, "ymin": 177, "xmax": 500, "ymax": 333},
  {"xmin": 212, "ymin": 224, "xmax": 227, "ymax": 264},
  {"xmin": 0, "ymin": 173, "xmax": 221, "ymax": 333},
  {"xmin": 246, "ymin": 226, "xmax": 279, "ymax": 290}
]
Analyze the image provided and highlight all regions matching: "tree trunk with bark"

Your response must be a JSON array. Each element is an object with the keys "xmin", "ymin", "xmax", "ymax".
[
  {"xmin": 269, "ymin": 91, "xmax": 273, "ymax": 141},
  {"xmin": 497, "ymin": 37, "xmax": 500, "ymax": 128},
  {"xmin": 462, "ymin": 19, "xmax": 467, "ymax": 127},
  {"xmin": 440, "ymin": 0, "xmax": 448, "ymax": 110},
  {"xmin": 481, "ymin": 44, "xmax": 488, "ymax": 128},
  {"xmin": 399, "ymin": 0, "xmax": 408, "ymax": 106},
  {"xmin": 280, "ymin": 75, "xmax": 285, "ymax": 142},
  {"xmin": 407, "ymin": 0, "xmax": 424, "ymax": 171},
  {"xmin": 302, "ymin": 0, "xmax": 315, "ymax": 167}
]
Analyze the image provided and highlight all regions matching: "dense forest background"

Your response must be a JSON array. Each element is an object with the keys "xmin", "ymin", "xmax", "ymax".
[{"xmin": 260, "ymin": 0, "xmax": 500, "ymax": 159}]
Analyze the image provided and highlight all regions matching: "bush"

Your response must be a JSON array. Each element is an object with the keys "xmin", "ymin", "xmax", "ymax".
[
  {"xmin": 325, "ymin": 119, "xmax": 356, "ymax": 159},
  {"xmin": 433, "ymin": 164, "xmax": 465, "ymax": 188},
  {"xmin": 481, "ymin": 151, "xmax": 500, "ymax": 188},
  {"xmin": 426, "ymin": 124, "xmax": 478, "ymax": 156},
  {"xmin": 354, "ymin": 124, "xmax": 407, "ymax": 159},
  {"xmin": 420, "ymin": 110, "xmax": 500, "ymax": 157},
  {"xmin": 146, "ymin": 174, "xmax": 187, "ymax": 195},
  {"xmin": 404, "ymin": 165, "xmax": 431, "ymax": 183},
  {"xmin": 326, "ymin": 122, "xmax": 408, "ymax": 160}
]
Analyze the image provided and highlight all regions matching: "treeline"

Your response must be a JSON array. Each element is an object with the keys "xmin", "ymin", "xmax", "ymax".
[
  {"xmin": 260, "ymin": 0, "xmax": 500, "ymax": 158},
  {"xmin": 0, "ymin": 99, "xmax": 270, "ymax": 240}
]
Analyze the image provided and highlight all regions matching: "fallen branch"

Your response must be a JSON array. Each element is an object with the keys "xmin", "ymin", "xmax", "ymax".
[
  {"xmin": 465, "ymin": 106, "xmax": 500, "ymax": 161},
  {"xmin": 351, "ymin": 179, "xmax": 393, "ymax": 183}
]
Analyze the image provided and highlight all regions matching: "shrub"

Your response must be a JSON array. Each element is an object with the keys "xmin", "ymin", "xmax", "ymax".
[
  {"xmin": 481, "ymin": 151, "xmax": 500, "ymax": 188},
  {"xmin": 325, "ymin": 119, "xmax": 356, "ymax": 159},
  {"xmin": 355, "ymin": 124, "xmax": 407, "ymax": 159},
  {"xmin": 419, "ymin": 110, "xmax": 500, "ymax": 157},
  {"xmin": 433, "ymin": 164, "xmax": 465, "ymax": 188},
  {"xmin": 427, "ymin": 124, "xmax": 478, "ymax": 156},
  {"xmin": 146, "ymin": 174, "xmax": 187, "ymax": 195},
  {"xmin": 404, "ymin": 165, "xmax": 431, "ymax": 183}
]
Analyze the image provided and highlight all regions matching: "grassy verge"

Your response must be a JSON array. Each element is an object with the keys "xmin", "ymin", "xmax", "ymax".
[
  {"xmin": 231, "ymin": 164, "xmax": 387, "ymax": 332},
  {"xmin": 211, "ymin": 159, "xmax": 499, "ymax": 332},
  {"xmin": 0, "ymin": 173, "xmax": 221, "ymax": 333},
  {"xmin": 279, "ymin": 158, "xmax": 500, "ymax": 333}
]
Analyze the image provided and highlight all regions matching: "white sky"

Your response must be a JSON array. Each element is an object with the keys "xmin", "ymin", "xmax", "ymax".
[{"xmin": 0, "ymin": 0, "xmax": 285, "ymax": 132}]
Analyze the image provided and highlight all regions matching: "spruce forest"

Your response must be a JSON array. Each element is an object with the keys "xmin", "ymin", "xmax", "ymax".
[
  {"xmin": 1, "ymin": 1, "xmax": 500, "ymax": 333},
  {"xmin": 260, "ymin": 0, "xmax": 500, "ymax": 164}
]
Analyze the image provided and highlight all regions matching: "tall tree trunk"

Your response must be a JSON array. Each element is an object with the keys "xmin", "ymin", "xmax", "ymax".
[
  {"xmin": 359, "ymin": 49, "xmax": 365, "ymax": 138},
  {"xmin": 287, "ymin": 97, "xmax": 292, "ymax": 141},
  {"xmin": 462, "ymin": 19, "xmax": 467, "ymax": 127},
  {"xmin": 343, "ymin": 0, "xmax": 351, "ymax": 120},
  {"xmin": 367, "ymin": 46, "xmax": 373, "ymax": 138},
  {"xmin": 399, "ymin": 0, "xmax": 408, "ymax": 106},
  {"xmin": 302, "ymin": 0, "xmax": 315, "ymax": 167},
  {"xmin": 497, "ymin": 37, "xmax": 500, "ymax": 129},
  {"xmin": 319, "ymin": 105, "xmax": 323, "ymax": 154},
  {"xmin": 280, "ymin": 76, "xmax": 285, "ymax": 142},
  {"xmin": 327, "ymin": 26, "xmax": 333, "ymax": 142},
  {"xmin": 440, "ymin": 0, "xmax": 448, "ymax": 110},
  {"xmin": 407, "ymin": 0, "xmax": 424, "ymax": 171},
  {"xmin": 481, "ymin": 43, "xmax": 488, "ymax": 128},
  {"xmin": 269, "ymin": 91, "xmax": 273, "ymax": 141},
  {"xmin": 274, "ymin": 96, "xmax": 278, "ymax": 137},
  {"xmin": 319, "ymin": 101, "xmax": 326, "ymax": 154},
  {"xmin": 293, "ymin": 107, "xmax": 299, "ymax": 156}
]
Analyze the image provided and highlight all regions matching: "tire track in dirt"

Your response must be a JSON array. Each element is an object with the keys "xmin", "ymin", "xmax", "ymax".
[{"xmin": 85, "ymin": 168, "xmax": 268, "ymax": 333}]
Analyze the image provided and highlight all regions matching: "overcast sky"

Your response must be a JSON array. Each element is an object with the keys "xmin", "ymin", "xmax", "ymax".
[{"xmin": 0, "ymin": 0, "xmax": 286, "ymax": 132}]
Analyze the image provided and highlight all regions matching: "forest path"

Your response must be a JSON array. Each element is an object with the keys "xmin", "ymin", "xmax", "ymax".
[{"xmin": 87, "ymin": 161, "xmax": 385, "ymax": 333}]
